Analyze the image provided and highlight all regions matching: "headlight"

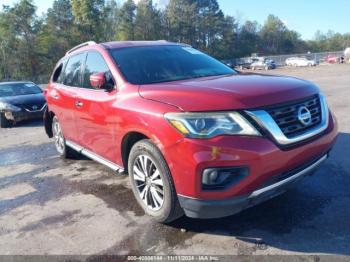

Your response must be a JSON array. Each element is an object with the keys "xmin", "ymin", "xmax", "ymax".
[
  {"xmin": 0, "ymin": 102, "xmax": 21, "ymax": 112},
  {"xmin": 164, "ymin": 112, "xmax": 260, "ymax": 138}
]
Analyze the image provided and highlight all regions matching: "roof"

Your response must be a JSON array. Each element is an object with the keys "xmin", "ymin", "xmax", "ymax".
[
  {"xmin": 63, "ymin": 40, "xmax": 189, "ymax": 57},
  {"xmin": 100, "ymin": 40, "xmax": 187, "ymax": 50}
]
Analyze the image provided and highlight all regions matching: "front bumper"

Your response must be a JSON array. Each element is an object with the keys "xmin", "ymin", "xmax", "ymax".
[
  {"xmin": 3, "ymin": 110, "xmax": 44, "ymax": 122},
  {"xmin": 178, "ymin": 154, "xmax": 328, "ymax": 218}
]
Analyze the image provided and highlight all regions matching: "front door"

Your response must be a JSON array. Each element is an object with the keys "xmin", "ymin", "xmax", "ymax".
[{"xmin": 74, "ymin": 51, "xmax": 118, "ymax": 163}]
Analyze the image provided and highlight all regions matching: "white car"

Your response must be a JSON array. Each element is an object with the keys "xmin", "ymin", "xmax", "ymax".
[{"xmin": 285, "ymin": 57, "xmax": 316, "ymax": 67}]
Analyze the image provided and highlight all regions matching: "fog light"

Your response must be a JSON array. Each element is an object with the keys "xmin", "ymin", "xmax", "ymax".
[{"xmin": 202, "ymin": 167, "xmax": 249, "ymax": 190}]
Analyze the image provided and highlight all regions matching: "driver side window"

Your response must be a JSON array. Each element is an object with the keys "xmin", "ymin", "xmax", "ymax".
[{"xmin": 83, "ymin": 52, "xmax": 115, "ymax": 89}]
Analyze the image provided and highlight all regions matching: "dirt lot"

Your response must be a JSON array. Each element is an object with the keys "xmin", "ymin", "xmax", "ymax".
[{"xmin": 0, "ymin": 64, "xmax": 350, "ymax": 258}]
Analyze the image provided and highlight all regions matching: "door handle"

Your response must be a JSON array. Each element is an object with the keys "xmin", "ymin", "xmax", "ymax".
[{"xmin": 75, "ymin": 101, "xmax": 83, "ymax": 108}]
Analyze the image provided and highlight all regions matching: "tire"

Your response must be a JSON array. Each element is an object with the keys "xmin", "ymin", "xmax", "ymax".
[
  {"xmin": 52, "ymin": 116, "xmax": 76, "ymax": 159},
  {"xmin": 128, "ymin": 139, "xmax": 183, "ymax": 223},
  {"xmin": 0, "ymin": 113, "xmax": 11, "ymax": 128}
]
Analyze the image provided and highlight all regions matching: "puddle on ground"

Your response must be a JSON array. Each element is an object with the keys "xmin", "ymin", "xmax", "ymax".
[{"xmin": 71, "ymin": 181, "xmax": 145, "ymax": 217}]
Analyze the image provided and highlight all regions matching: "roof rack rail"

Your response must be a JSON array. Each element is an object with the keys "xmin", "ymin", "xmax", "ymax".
[{"xmin": 66, "ymin": 41, "xmax": 97, "ymax": 55}]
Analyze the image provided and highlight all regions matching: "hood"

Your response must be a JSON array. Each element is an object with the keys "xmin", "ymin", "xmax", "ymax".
[
  {"xmin": 0, "ymin": 93, "xmax": 46, "ymax": 107},
  {"xmin": 139, "ymin": 74, "xmax": 319, "ymax": 111}
]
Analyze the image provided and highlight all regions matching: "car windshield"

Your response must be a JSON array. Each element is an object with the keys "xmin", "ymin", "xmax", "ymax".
[
  {"xmin": 110, "ymin": 45, "xmax": 236, "ymax": 85},
  {"xmin": 0, "ymin": 83, "xmax": 42, "ymax": 97}
]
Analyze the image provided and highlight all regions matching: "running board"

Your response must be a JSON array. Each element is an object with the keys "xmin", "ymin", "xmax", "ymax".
[{"xmin": 65, "ymin": 140, "xmax": 124, "ymax": 173}]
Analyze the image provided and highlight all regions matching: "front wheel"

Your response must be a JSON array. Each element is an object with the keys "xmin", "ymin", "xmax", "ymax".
[
  {"xmin": 128, "ymin": 139, "xmax": 183, "ymax": 223},
  {"xmin": 52, "ymin": 116, "xmax": 75, "ymax": 159}
]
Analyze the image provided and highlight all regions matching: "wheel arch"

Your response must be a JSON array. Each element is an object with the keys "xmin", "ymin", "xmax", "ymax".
[{"xmin": 121, "ymin": 131, "xmax": 150, "ymax": 173}]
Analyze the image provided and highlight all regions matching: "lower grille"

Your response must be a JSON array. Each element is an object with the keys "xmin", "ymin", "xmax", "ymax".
[
  {"xmin": 20, "ymin": 103, "xmax": 46, "ymax": 112},
  {"xmin": 257, "ymin": 153, "xmax": 328, "ymax": 190},
  {"xmin": 267, "ymin": 95, "xmax": 322, "ymax": 138}
]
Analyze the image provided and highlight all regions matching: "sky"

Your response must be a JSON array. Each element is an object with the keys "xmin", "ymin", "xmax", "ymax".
[{"xmin": 2, "ymin": 0, "xmax": 349, "ymax": 40}]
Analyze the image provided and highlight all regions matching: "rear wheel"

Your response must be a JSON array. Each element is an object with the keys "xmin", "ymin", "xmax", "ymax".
[
  {"xmin": 52, "ymin": 116, "xmax": 75, "ymax": 159},
  {"xmin": 0, "ymin": 113, "xmax": 11, "ymax": 128},
  {"xmin": 128, "ymin": 139, "xmax": 183, "ymax": 223}
]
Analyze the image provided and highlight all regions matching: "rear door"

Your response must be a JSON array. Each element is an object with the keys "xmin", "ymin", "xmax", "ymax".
[
  {"xmin": 74, "ymin": 51, "xmax": 118, "ymax": 162},
  {"xmin": 49, "ymin": 53, "xmax": 86, "ymax": 142}
]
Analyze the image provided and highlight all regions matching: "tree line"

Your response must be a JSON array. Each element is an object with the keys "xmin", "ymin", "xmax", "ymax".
[{"xmin": 0, "ymin": 0, "xmax": 349, "ymax": 82}]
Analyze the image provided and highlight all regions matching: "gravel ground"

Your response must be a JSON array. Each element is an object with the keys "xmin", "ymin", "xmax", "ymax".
[{"xmin": 0, "ymin": 64, "xmax": 349, "ymax": 258}]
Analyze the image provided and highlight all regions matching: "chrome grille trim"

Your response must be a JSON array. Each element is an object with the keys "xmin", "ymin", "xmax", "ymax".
[
  {"xmin": 246, "ymin": 94, "xmax": 329, "ymax": 145},
  {"xmin": 23, "ymin": 103, "xmax": 47, "ymax": 112},
  {"xmin": 267, "ymin": 96, "xmax": 322, "ymax": 137}
]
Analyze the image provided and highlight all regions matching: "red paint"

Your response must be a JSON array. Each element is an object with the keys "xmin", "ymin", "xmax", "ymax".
[{"xmin": 45, "ymin": 41, "xmax": 338, "ymax": 201}]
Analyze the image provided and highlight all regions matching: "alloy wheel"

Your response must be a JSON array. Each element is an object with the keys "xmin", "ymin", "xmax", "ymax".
[
  {"xmin": 53, "ymin": 118, "xmax": 65, "ymax": 154},
  {"xmin": 132, "ymin": 155, "xmax": 164, "ymax": 211}
]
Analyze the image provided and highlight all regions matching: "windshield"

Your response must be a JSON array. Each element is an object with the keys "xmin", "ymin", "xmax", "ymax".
[
  {"xmin": 0, "ymin": 83, "xmax": 42, "ymax": 97},
  {"xmin": 110, "ymin": 45, "xmax": 236, "ymax": 85}
]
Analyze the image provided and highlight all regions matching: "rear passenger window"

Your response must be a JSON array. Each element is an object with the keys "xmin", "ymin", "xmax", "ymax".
[
  {"xmin": 63, "ymin": 53, "xmax": 85, "ymax": 87},
  {"xmin": 83, "ymin": 52, "xmax": 114, "ymax": 89}
]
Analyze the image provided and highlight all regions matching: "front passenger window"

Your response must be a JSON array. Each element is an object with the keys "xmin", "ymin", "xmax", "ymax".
[{"xmin": 83, "ymin": 52, "xmax": 115, "ymax": 89}]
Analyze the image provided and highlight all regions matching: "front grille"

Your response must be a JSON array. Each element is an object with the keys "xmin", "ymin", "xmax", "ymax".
[
  {"xmin": 267, "ymin": 95, "xmax": 322, "ymax": 138},
  {"xmin": 19, "ymin": 103, "xmax": 46, "ymax": 112}
]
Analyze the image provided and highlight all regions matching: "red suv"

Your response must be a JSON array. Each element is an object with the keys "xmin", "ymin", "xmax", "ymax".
[{"xmin": 44, "ymin": 41, "xmax": 338, "ymax": 222}]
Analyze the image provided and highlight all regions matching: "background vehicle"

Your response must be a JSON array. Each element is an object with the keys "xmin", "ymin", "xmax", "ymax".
[
  {"xmin": 286, "ymin": 57, "xmax": 316, "ymax": 67},
  {"xmin": 0, "ymin": 81, "xmax": 46, "ymax": 128},
  {"xmin": 236, "ymin": 61, "xmax": 253, "ymax": 70},
  {"xmin": 45, "ymin": 41, "xmax": 337, "ymax": 223},
  {"xmin": 251, "ymin": 58, "xmax": 276, "ymax": 70},
  {"xmin": 324, "ymin": 54, "xmax": 340, "ymax": 64}
]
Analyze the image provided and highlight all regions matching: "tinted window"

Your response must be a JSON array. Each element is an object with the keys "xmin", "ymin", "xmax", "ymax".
[
  {"xmin": 83, "ymin": 52, "xmax": 114, "ymax": 89},
  {"xmin": 52, "ymin": 59, "xmax": 67, "ymax": 83},
  {"xmin": 110, "ymin": 45, "xmax": 235, "ymax": 85},
  {"xmin": 63, "ymin": 53, "xmax": 85, "ymax": 87},
  {"xmin": 0, "ymin": 83, "xmax": 42, "ymax": 97}
]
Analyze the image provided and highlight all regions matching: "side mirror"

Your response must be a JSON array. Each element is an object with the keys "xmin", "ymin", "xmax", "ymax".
[{"xmin": 90, "ymin": 72, "xmax": 107, "ymax": 89}]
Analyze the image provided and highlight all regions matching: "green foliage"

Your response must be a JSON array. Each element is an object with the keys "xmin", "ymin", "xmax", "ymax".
[
  {"xmin": 116, "ymin": 0, "xmax": 136, "ymax": 40},
  {"xmin": 308, "ymin": 30, "xmax": 350, "ymax": 52},
  {"xmin": 0, "ymin": 0, "xmax": 349, "ymax": 82},
  {"xmin": 71, "ymin": 0, "xmax": 105, "ymax": 41},
  {"xmin": 0, "ymin": 0, "xmax": 40, "ymax": 80},
  {"xmin": 135, "ymin": 0, "xmax": 162, "ymax": 40}
]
